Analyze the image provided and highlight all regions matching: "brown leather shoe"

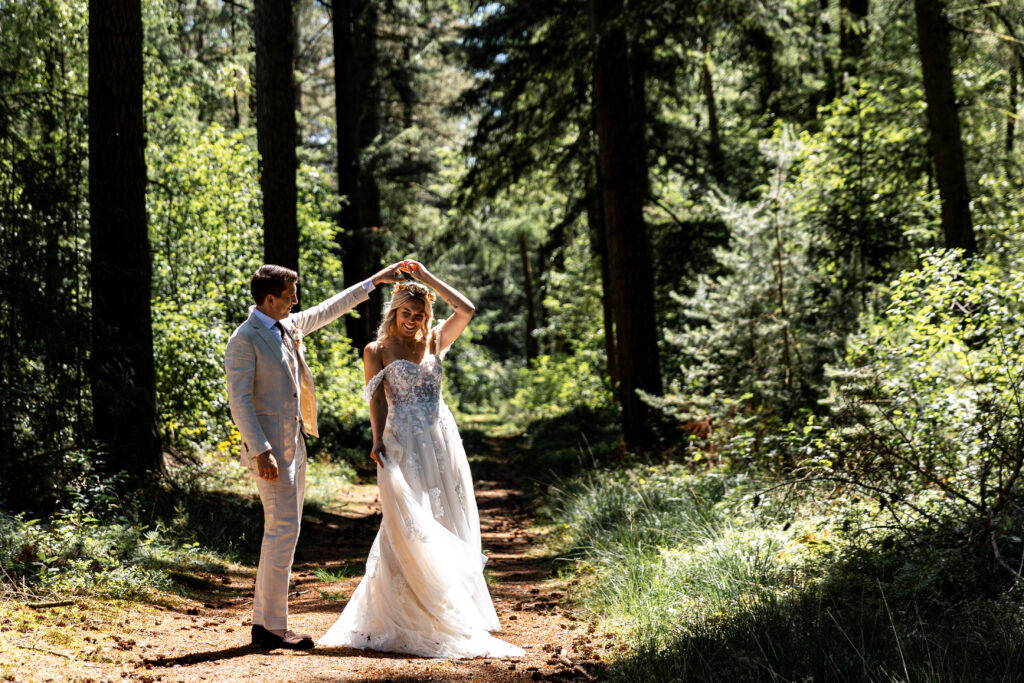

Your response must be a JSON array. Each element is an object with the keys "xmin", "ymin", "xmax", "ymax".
[{"xmin": 251, "ymin": 624, "xmax": 315, "ymax": 650}]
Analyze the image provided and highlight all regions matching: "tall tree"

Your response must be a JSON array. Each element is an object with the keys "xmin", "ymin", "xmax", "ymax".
[
  {"xmin": 700, "ymin": 19, "xmax": 724, "ymax": 184},
  {"xmin": 913, "ymin": 0, "xmax": 976, "ymax": 255},
  {"xmin": 518, "ymin": 231, "xmax": 539, "ymax": 360},
  {"xmin": 1010, "ymin": 64, "xmax": 1019, "ymax": 154},
  {"xmin": 589, "ymin": 0, "xmax": 662, "ymax": 450},
  {"xmin": 255, "ymin": 0, "xmax": 301, "ymax": 274},
  {"xmin": 333, "ymin": 0, "xmax": 382, "ymax": 349},
  {"xmin": 88, "ymin": 0, "xmax": 161, "ymax": 483},
  {"xmin": 587, "ymin": 174, "xmax": 618, "ymax": 388}
]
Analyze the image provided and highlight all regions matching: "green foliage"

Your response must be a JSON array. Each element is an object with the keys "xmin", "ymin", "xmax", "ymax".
[
  {"xmin": 314, "ymin": 566, "xmax": 355, "ymax": 583},
  {"xmin": 0, "ymin": 465, "xmax": 228, "ymax": 600},
  {"xmin": 816, "ymin": 251, "xmax": 1024, "ymax": 557},
  {"xmin": 504, "ymin": 353, "xmax": 611, "ymax": 427},
  {"xmin": 549, "ymin": 463, "xmax": 1024, "ymax": 682},
  {"xmin": 0, "ymin": 0, "xmax": 90, "ymax": 509},
  {"xmin": 654, "ymin": 129, "xmax": 825, "ymax": 452},
  {"xmin": 147, "ymin": 122, "xmax": 262, "ymax": 452},
  {"xmin": 795, "ymin": 79, "xmax": 937, "ymax": 296}
]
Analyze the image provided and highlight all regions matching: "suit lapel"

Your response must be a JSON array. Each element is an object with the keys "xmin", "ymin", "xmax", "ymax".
[{"xmin": 246, "ymin": 309, "xmax": 300, "ymax": 389}]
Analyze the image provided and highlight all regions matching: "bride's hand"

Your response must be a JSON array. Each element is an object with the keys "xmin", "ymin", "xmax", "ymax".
[
  {"xmin": 400, "ymin": 260, "xmax": 431, "ymax": 281},
  {"xmin": 370, "ymin": 442, "xmax": 386, "ymax": 466}
]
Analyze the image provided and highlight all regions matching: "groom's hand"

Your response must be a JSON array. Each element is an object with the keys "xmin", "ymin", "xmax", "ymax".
[
  {"xmin": 255, "ymin": 450, "xmax": 279, "ymax": 480},
  {"xmin": 371, "ymin": 262, "xmax": 407, "ymax": 285}
]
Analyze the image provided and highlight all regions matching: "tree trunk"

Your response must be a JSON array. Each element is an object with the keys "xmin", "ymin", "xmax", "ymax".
[
  {"xmin": 589, "ymin": 0, "xmax": 662, "ymax": 451},
  {"xmin": 354, "ymin": 0, "xmax": 383, "ymax": 344},
  {"xmin": 914, "ymin": 0, "xmax": 976, "ymax": 255},
  {"xmin": 519, "ymin": 232, "xmax": 539, "ymax": 361},
  {"xmin": 255, "ymin": 0, "xmax": 300, "ymax": 277},
  {"xmin": 587, "ymin": 178, "xmax": 618, "ymax": 389},
  {"xmin": 819, "ymin": 0, "xmax": 837, "ymax": 104},
  {"xmin": 334, "ymin": 0, "xmax": 381, "ymax": 350},
  {"xmin": 1008, "ymin": 64, "xmax": 1018, "ymax": 154},
  {"xmin": 701, "ymin": 35, "xmax": 724, "ymax": 184},
  {"xmin": 88, "ymin": 0, "xmax": 162, "ymax": 484},
  {"xmin": 840, "ymin": 0, "xmax": 869, "ymax": 67},
  {"xmin": 230, "ymin": 1, "xmax": 241, "ymax": 129},
  {"xmin": 748, "ymin": 25, "xmax": 779, "ymax": 119}
]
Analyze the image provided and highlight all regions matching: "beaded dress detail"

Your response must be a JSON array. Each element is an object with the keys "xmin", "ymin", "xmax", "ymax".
[{"xmin": 318, "ymin": 331, "xmax": 523, "ymax": 659}]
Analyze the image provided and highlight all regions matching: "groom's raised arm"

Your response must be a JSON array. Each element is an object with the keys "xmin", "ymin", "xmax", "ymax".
[
  {"xmin": 225, "ymin": 332, "xmax": 272, "ymax": 459},
  {"xmin": 291, "ymin": 262, "xmax": 407, "ymax": 336},
  {"xmin": 290, "ymin": 281, "xmax": 370, "ymax": 337}
]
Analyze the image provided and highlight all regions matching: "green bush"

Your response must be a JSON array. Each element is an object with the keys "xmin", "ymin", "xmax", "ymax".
[
  {"xmin": 817, "ymin": 251, "xmax": 1024, "ymax": 567},
  {"xmin": 0, "ymin": 468, "xmax": 230, "ymax": 600},
  {"xmin": 503, "ymin": 352, "xmax": 613, "ymax": 428}
]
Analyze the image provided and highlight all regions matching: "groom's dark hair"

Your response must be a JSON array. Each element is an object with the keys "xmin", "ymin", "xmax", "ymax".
[{"xmin": 251, "ymin": 264, "xmax": 299, "ymax": 306}]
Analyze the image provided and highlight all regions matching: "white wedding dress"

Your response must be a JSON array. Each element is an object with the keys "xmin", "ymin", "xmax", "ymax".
[{"xmin": 318, "ymin": 335, "xmax": 523, "ymax": 659}]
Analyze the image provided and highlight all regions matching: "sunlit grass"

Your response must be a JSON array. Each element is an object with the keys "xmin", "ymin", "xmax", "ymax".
[
  {"xmin": 317, "ymin": 590, "xmax": 347, "ymax": 601},
  {"xmin": 305, "ymin": 457, "xmax": 356, "ymax": 508},
  {"xmin": 314, "ymin": 566, "xmax": 355, "ymax": 583},
  {"xmin": 548, "ymin": 465, "xmax": 1024, "ymax": 681}
]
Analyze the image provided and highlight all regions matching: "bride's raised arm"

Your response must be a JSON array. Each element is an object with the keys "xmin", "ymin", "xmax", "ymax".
[{"xmin": 400, "ymin": 260, "xmax": 475, "ymax": 353}]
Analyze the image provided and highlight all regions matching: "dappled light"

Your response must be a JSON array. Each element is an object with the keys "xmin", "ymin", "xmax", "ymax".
[{"xmin": 3, "ymin": 0, "xmax": 1024, "ymax": 680}]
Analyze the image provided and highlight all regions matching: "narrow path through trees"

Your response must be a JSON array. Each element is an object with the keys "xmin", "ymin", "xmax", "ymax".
[{"xmin": 0, "ymin": 438, "xmax": 614, "ymax": 682}]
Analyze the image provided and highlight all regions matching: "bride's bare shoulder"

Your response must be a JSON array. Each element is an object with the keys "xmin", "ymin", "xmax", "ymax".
[{"xmin": 364, "ymin": 341, "xmax": 384, "ymax": 362}]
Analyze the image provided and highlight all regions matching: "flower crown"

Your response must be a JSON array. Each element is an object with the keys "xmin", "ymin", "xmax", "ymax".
[{"xmin": 394, "ymin": 280, "xmax": 435, "ymax": 304}]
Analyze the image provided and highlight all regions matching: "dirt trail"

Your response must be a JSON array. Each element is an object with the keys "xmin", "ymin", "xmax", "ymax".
[{"xmin": 0, "ymin": 443, "xmax": 615, "ymax": 682}]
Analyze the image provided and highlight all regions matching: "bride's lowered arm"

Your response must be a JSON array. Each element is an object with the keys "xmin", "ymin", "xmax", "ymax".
[
  {"xmin": 363, "ymin": 342, "xmax": 388, "ymax": 466},
  {"xmin": 401, "ymin": 260, "xmax": 475, "ymax": 352}
]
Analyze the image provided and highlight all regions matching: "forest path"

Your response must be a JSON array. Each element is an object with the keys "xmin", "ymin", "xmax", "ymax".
[{"xmin": 0, "ymin": 432, "xmax": 614, "ymax": 682}]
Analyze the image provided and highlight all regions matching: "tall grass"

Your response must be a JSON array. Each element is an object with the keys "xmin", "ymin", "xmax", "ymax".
[{"xmin": 549, "ymin": 466, "xmax": 1024, "ymax": 681}]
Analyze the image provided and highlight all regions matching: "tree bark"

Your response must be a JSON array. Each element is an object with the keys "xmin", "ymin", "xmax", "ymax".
[
  {"xmin": 255, "ymin": 0, "xmax": 300, "ymax": 277},
  {"xmin": 88, "ymin": 0, "xmax": 162, "ymax": 484},
  {"xmin": 589, "ymin": 0, "xmax": 662, "ymax": 451},
  {"xmin": 334, "ymin": 0, "xmax": 381, "ymax": 349},
  {"xmin": 819, "ymin": 0, "xmax": 837, "ymax": 104},
  {"xmin": 748, "ymin": 25, "xmax": 779, "ymax": 119},
  {"xmin": 840, "ymin": 0, "xmax": 869, "ymax": 67},
  {"xmin": 519, "ymin": 232, "xmax": 539, "ymax": 361},
  {"xmin": 914, "ymin": 0, "xmax": 976, "ymax": 255},
  {"xmin": 587, "ymin": 178, "xmax": 618, "ymax": 389},
  {"xmin": 1008, "ymin": 64, "xmax": 1018, "ymax": 154},
  {"xmin": 230, "ymin": 1, "xmax": 241, "ymax": 129},
  {"xmin": 701, "ymin": 35, "xmax": 724, "ymax": 184}
]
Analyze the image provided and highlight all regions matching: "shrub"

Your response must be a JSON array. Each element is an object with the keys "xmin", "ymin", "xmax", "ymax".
[{"xmin": 815, "ymin": 251, "xmax": 1024, "ymax": 578}]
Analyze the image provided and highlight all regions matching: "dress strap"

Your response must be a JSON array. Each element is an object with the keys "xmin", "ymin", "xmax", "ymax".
[{"xmin": 362, "ymin": 365, "xmax": 389, "ymax": 403}]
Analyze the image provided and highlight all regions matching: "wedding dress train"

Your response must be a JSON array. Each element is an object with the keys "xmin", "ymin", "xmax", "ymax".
[{"xmin": 318, "ymin": 341, "xmax": 523, "ymax": 659}]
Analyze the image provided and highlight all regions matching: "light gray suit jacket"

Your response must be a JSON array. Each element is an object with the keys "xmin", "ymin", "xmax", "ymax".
[{"xmin": 224, "ymin": 283, "xmax": 369, "ymax": 470}]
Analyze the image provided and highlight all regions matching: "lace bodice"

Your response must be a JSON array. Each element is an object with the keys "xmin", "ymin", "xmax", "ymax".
[{"xmin": 363, "ymin": 354, "xmax": 442, "ymax": 408}]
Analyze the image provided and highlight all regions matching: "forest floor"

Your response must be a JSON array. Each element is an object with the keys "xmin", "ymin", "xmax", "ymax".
[{"xmin": 0, "ymin": 435, "xmax": 615, "ymax": 682}]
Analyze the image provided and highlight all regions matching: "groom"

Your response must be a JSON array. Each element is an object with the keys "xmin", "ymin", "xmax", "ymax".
[{"xmin": 225, "ymin": 262, "xmax": 404, "ymax": 649}]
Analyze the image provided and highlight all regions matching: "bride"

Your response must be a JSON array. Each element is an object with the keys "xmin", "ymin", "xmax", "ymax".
[{"xmin": 318, "ymin": 260, "xmax": 523, "ymax": 659}]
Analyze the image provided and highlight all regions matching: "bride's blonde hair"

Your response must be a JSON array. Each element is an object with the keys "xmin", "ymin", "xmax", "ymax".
[{"xmin": 377, "ymin": 281, "xmax": 435, "ymax": 344}]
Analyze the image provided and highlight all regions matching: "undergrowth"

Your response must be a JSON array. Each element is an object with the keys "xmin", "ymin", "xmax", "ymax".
[
  {"xmin": 547, "ymin": 465, "xmax": 1024, "ymax": 682},
  {"xmin": 0, "ymin": 448, "xmax": 354, "ymax": 602}
]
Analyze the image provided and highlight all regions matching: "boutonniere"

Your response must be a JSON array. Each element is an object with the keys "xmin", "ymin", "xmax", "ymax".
[{"xmin": 291, "ymin": 326, "xmax": 303, "ymax": 350}]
